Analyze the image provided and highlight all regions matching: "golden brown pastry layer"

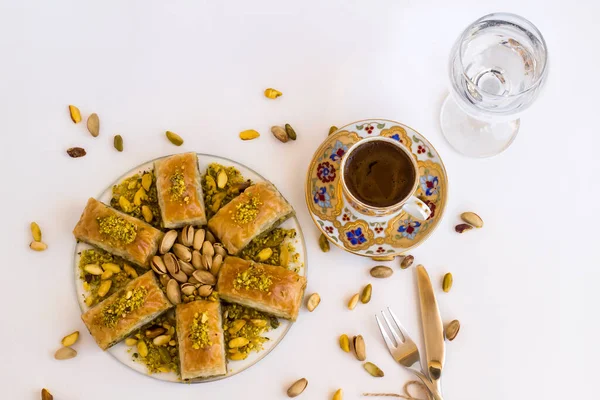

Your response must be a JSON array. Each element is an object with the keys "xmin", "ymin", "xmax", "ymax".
[
  {"xmin": 154, "ymin": 152, "xmax": 207, "ymax": 228},
  {"xmin": 73, "ymin": 198, "xmax": 164, "ymax": 268},
  {"xmin": 176, "ymin": 300, "xmax": 226, "ymax": 380},
  {"xmin": 216, "ymin": 257, "xmax": 306, "ymax": 321},
  {"xmin": 207, "ymin": 182, "xmax": 294, "ymax": 255},
  {"xmin": 81, "ymin": 271, "xmax": 173, "ymax": 350}
]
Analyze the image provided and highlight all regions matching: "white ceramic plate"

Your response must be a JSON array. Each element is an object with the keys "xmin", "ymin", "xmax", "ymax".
[{"xmin": 74, "ymin": 153, "xmax": 307, "ymax": 383}]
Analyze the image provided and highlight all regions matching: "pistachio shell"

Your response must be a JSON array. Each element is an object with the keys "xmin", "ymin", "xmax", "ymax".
[
  {"xmin": 87, "ymin": 113, "xmax": 100, "ymax": 137},
  {"xmin": 193, "ymin": 229, "xmax": 206, "ymax": 250},
  {"xmin": 271, "ymin": 126, "xmax": 289, "ymax": 143},
  {"xmin": 163, "ymin": 253, "xmax": 180, "ymax": 275},
  {"xmin": 178, "ymin": 260, "xmax": 195, "ymax": 276},
  {"xmin": 400, "ymin": 255, "xmax": 414, "ymax": 269},
  {"xmin": 54, "ymin": 346, "xmax": 77, "ymax": 360},
  {"xmin": 445, "ymin": 319, "xmax": 460, "ymax": 341},
  {"xmin": 173, "ymin": 243, "xmax": 192, "ymax": 262},
  {"xmin": 198, "ymin": 285, "xmax": 213, "ymax": 297},
  {"xmin": 460, "ymin": 212, "xmax": 484, "ymax": 228},
  {"xmin": 287, "ymin": 378, "xmax": 308, "ymax": 398},
  {"xmin": 161, "ymin": 230, "xmax": 178, "ymax": 254},
  {"xmin": 181, "ymin": 225, "xmax": 195, "ymax": 247},
  {"xmin": 193, "ymin": 269, "xmax": 216, "ymax": 285},
  {"xmin": 370, "ymin": 265, "xmax": 393, "ymax": 278},
  {"xmin": 211, "ymin": 254, "xmax": 223, "ymax": 276},
  {"xmin": 202, "ymin": 241, "xmax": 215, "ymax": 257},
  {"xmin": 353, "ymin": 335, "xmax": 366, "ymax": 361},
  {"xmin": 166, "ymin": 279, "xmax": 181, "ymax": 305},
  {"xmin": 151, "ymin": 256, "xmax": 167, "ymax": 275}
]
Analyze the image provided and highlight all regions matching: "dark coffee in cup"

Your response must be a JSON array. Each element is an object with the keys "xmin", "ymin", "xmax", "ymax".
[{"xmin": 343, "ymin": 140, "xmax": 416, "ymax": 208}]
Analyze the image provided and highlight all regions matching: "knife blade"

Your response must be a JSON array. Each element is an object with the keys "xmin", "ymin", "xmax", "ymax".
[{"xmin": 416, "ymin": 265, "xmax": 445, "ymax": 389}]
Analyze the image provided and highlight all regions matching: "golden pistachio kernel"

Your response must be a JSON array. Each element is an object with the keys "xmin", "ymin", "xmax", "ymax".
[
  {"xmin": 264, "ymin": 88, "xmax": 282, "ymax": 99},
  {"xmin": 125, "ymin": 337, "xmax": 138, "ymax": 346},
  {"xmin": 141, "ymin": 173, "xmax": 153, "ymax": 191},
  {"xmin": 287, "ymin": 378, "xmax": 308, "ymax": 398},
  {"xmin": 239, "ymin": 129, "xmax": 260, "ymax": 140},
  {"xmin": 348, "ymin": 293, "xmax": 359, "ymax": 310},
  {"xmin": 333, "ymin": 389, "xmax": 343, "ymax": 400},
  {"xmin": 256, "ymin": 247, "xmax": 273, "ymax": 262},
  {"xmin": 339, "ymin": 334, "xmax": 350, "ymax": 352},
  {"xmin": 166, "ymin": 130, "xmax": 184, "ymax": 146},
  {"xmin": 97, "ymin": 280, "xmax": 112, "ymax": 297},
  {"xmin": 360, "ymin": 284, "xmax": 372, "ymax": 304},
  {"xmin": 113, "ymin": 135, "xmax": 123, "ymax": 152},
  {"xmin": 229, "ymin": 337, "xmax": 250, "ymax": 348},
  {"xmin": 30, "ymin": 241, "xmax": 48, "ymax": 251},
  {"xmin": 284, "ymin": 123, "xmax": 297, "ymax": 140},
  {"xmin": 61, "ymin": 331, "xmax": 80, "ymax": 347},
  {"xmin": 306, "ymin": 293, "xmax": 321, "ymax": 312},
  {"xmin": 400, "ymin": 254, "xmax": 414, "ymax": 269},
  {"xmin": 54, "ymin": 346, "xmax": 77, "ymax": 360},
  {"xmin": 141, "ymin": 205, "xmax": 153, "ymax": 223},
  {"xmin": 30, "ymin": 222, "xmax": 42, "ymax": 242},
  {"xmin": 137, "ymin": 340, "xmax": 148, "ymax": 357},
  {"xmin": 442, "ymin": 273, "xmax": 453, "ymax": 292},
  {"xmin": 318, "ymin": 234, "xmax": 330, "ymax": 252},
  {"xmin": 68, "ymin": 105, "xmax": 81, "ymax": 123},
  {"xmin": 42, "ymin": 388, "xmax": 53, "ymax": 400},
  {"xmin": 364, "ymin": 362, "xmax": 384, "ymax": 377}
]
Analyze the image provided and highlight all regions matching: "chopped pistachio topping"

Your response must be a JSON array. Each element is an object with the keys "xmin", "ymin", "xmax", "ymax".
[
  {"xmin": 97, "ymin": 215, "xmax": 138, "ymax": 244},
  {"xmin": 234, "ymin": 264, "xmax": 273, "ymax": 292},
  {"xmin": 233, "ymin": 195, "xmax": 262, "ymax": 224},
  {"xmin": 102, "ymin": 286, "xmax": 148, "ymax": 328},
  {"xmin": 189, "ymin": 312, "xmax": 212, "ymax": 349},
  {"xmin": 169, "ymin": 169, "xmax": 189, "ymax": 203}
]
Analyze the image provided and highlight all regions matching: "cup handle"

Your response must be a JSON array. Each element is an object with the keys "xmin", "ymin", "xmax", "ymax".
[{"xmin": 402, "ymin": 196, "xmax": 431, "ymax": 220}]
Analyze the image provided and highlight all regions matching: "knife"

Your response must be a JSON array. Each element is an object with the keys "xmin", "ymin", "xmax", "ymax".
[{"xmin": 416, "ymin": 265, "xmax": 445, "ymax": 391}]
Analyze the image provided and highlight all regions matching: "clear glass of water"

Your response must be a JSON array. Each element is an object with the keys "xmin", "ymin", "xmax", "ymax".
[{"xmin": 440, "ymin": 13, "xmax": 549, "ymax": 157}]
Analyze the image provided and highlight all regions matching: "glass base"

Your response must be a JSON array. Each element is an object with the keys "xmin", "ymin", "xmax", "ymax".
[{"xmin": 440, "ymin": 95, "xmax": 520, "ymax": 158}]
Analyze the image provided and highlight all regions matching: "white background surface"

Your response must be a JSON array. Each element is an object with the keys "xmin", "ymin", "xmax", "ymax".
[{"xmin": 1, "ymin": 1, "xmax": 598, "ymax": 399}]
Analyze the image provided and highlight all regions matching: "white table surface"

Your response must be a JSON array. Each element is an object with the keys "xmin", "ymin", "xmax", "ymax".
[{"xmin": 2, "ymin": 0, "xmax": 599, "ymax": 399}]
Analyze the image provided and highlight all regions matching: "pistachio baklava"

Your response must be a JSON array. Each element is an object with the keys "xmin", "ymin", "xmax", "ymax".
[
  {"xmin": 81, "ymin": 271, "xmax": 173, "ymax": 350},
  {"xmin": 216, "ymin": 257, "xmax": 306, "ymax": 321},
  {"xmin": 207, "ymin": 182, "xmax": 294, "ymax": 255},
  {"xmin": 154, "ymin": 152, "xmax": 207, "ymax": 228},
  {"xmin": 73, "ymin": 198, "xmax": 164, "ymax": 268},
  {"xmin": 176, "ymin": 300, "xmax": 226, "ymax": 379}
]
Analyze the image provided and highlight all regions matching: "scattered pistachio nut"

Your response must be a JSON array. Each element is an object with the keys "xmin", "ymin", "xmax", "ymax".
[
  {"xmin": 173, "ymin": 243, "xmax": 192, "ymax": 262},
  {"xmin": 229, "ymin": 337, "xmax": 250, "ymax": 348},
  {"xmin": 339, "ymin": 334, "xmax": 350, "ymax": 353},
  {"xmin": 160, "ymin": 230, "xmax": 178, "ymax": 254},
  {"xmin": 370, "ymin": 265, "xmax": 393, "ymax": 278},
  {"xmin": 165, "ymin": 130, "xmax": 184, "ymax": 146},
  {"xmin": 166, "ymin": 279, "xmax": 182, "ymax": 305},
  {"xmin": 61, "ymin": 331, "xmax": 79, "ymax": 347},
  {"xmin": 239, "ymin": 129, "xmax": 260, "ymax": 140},
  {"xmin": 123, "ymin": 264, "xmax": 138, "ymax": 278},
  {"xmin": 141, "ymin": 173, "xmax": 152, "ymax": 191},
  {"xmin": 30, "ymin": 241, "xmax": 48, "ymax": 251},
  {"xmin": 66, "ymin": 147, "xmax": 86, "ymax": 158},
  {"xmin": 228, "ymin": 320, "xmax": 246, "ymax": 335},
  {"xmin": 319, "ymin": 234, "xmax": 330, "ymax": 252},
  {"xmin": 216, "ymin": 169, "xmax": 228, "ymax": 189},
  {"xmin": 84, "ymin": 264, "xmax": 103, "ymax": 275},
  {"xmin": 333, "ymin": 388, "xmax": 343, "ymax": 400},
  {"xmin": 102, "ymin": 263, "xmax": 121, "ymax": 273},
  {"xmin": 202, "ymin": 240, "xmax": 215, "ymax": 258},
  {"xmin": 87, "ymin": 113, "xmax": 100, "ymax": 137},
  {"xmin": 54, "ymin": 346, "xmax": 77, "ymax": 360},
  {"xmin": 68, "ymin": 105, "xmax": 81, "ymax": 123},
  {"xmin": 271, "ymin": 126, "xmax": 289, "ymax": 143},
  {"xmin": 97, "ymin": 280, "xmax": 112, "ymax": 297},
  {"xmin": 363, "ymin": 362, "xmax": 384, "ymax": 377},
  {"xmin": 151, "ymin": 256, "xmax": 168, "ymax": 275},
  {"xmin": 256, "ymin": 247, "xmax": 273, "ymax": 261},
  {"xmin": 42, "ymin": 388, "xmax": 53, "ymax": 400},
  {"xmin": 198, "ymin": 285, "xmax": 213, "ymax": 297},
  {"xmin": 153, "ymin": 334, "xmax": 171, "ymax": 346},
  {"xmin": 461, "ymin": 211, "xmax": 484, "ymax": 228},
  {"xmin": 287, "ymin": 378, "xmax": 308, "ymax": 398},
  {"xmin": 101, "ymin": 270, "xmax": 113, "ymax": 280},
  {"xmin": 264, "ymin": 88, "xmax": 282, "ymax": 99},
  {"xmin": 211, "ymin": 254, "xmax": 223, "ymax": 276},
  {"xmin": 328, "ymin": 126, "xmax": 338, "ymax": 135},
  {"xmin": 137, "ymin": 340, "xmax": 149, "ymax": 357},
  {"xmin": 193, "ymin": 229, "xmax": 206, "ymax": 251},
  {"xmin": 400, "ymin": 255, "xmax": 414, "ymax": 269},
  {"xmin": 442, "ymin": 273, "xmax": 453, "ymax": 292},
  {"xmin": 125, "ymin": 337, "xmax": 138, "ymax": 346},
  {"xmin": 353, "ymin": 335, "xmax": 366, "ymax": 361},
  {"xmin": 348, "ymin": 293, "xmax": 359, "ymax": 310},
  {"xmin": 205, "ymin": 230, "xmax": 216, "ymax": 243},
  {"xmin": 360, "ymin": 284, "xmax": 372, "ymax": 304},
  {"xmin": 141, "ymin": 205, "xmax": 153, "ymax": 223},
  {"xmin": 455, "ymin": 223, "xmax": 473, "ymax": 233},
  {"xmin": 306, "ymin": 293, "xmax": 321, "ymax": 312},
  {"xmin": 113, "ymin": 134, "xmax": 123, "ymax": 152},
  {"xmin": 445, "ymin": 319, "xmax": 460, "ymax": 341},
  {"xmin": 192, "ymin": 269, "xmax": 216, "ymax": 285},
  {"xmin": 31, "ymin": 222, "xmax": 42, "ymax": 242},
  {"xmin": 284, "ymin": 123, "xmax": 297, "ymax": 140}
]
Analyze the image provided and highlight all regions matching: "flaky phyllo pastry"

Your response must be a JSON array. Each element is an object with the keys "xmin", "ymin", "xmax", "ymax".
[
  {"xmin": 154, "ymin": 152, "xmax": 207, "ymax": 228},
  {"xmin": 73, "ymin": 198, "xmax": 164, "ymax": 268},
  {"xmin": 176, "ymin": 300, "xmax": 227, "ymax": 380},
  {"xmin": 81, "ymin": 271, "xmax": 173, "ymax": 350},
  {"xmin": 207, "ymin": 182, "xmax": 294, "ymax": 255},
  {"xmin": 217, "ymin": 257, "xmax": 306, "ymax": 321}
]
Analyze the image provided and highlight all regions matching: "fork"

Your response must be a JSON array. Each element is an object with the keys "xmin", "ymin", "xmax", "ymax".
[{"xmin": 376, "ymin": 307, "xmax": 444, "ymax": 400}]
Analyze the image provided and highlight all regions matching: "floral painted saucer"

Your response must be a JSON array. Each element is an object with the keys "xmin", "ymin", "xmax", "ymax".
[{"xmin": 305, "ymin": 119, "xmax": 448, "ymax": 258}]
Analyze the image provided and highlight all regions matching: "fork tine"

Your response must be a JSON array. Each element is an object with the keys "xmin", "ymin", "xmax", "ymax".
[
  {"xmin": 382, "ymin": 310, "xmax": 405, "ymax": 345},
  {"xmin": 375, "ymin": 314, "xmax": 397, "ymax": 351},
  {"xmin": 386, "ymin": 307, "xmax": 412, "ymax": 344}
]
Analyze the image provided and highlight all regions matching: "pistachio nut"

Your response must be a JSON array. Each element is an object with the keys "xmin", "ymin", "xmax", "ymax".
[
  {"xmin": 460, "ymin": 211, "xmax": 484, "ymax": 228},
  {"xmin": 370, "ymin": 265, "xmax": 393, "ymax": 278},
  {"xmin": 306, "ymin": 293, "xmax": 321, "ymax": 312}
]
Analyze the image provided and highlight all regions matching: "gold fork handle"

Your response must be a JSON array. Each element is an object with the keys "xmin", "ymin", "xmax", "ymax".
[{"xmin": 412, "ymin": 369, "xmax": 444, "ymax": 400}]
